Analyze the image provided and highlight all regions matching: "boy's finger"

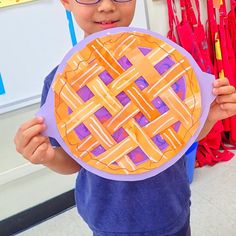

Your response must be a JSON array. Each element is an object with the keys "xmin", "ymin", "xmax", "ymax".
[
  {"xmin": 31, "ymin": 143, "xmax": 54, "ymax": 164},
  {"xmin": 18, "ymin": 117, "xmax": 44, "ymax": 132},
  {"xmin": 30, "ymin": 143, "xmax": 49, "ymax": 164},
  {"xmin": 213, "ymin": 77, "xmax": 229, "ymax": 87},
  {"xmin": 216, "ymin": 93, "xmax": 236, "ymax": 104},
  {"xmin": 220, "ymin": 103, "xmax": 236, "ymax": 113},
  {"xmin": 213, "ymin": 85, "xmax": 235, "ymax": 95},
  {"xmin": 19, "ymin": 123, "xmax": 46, "ymax": 149},
  {"xmin": 24, "ymin": 136, "xmax": 48, "ymax": 158}
]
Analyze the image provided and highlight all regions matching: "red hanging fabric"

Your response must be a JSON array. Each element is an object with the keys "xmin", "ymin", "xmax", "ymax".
[
  {"xmin": 206, "ymin": 0, "xmax": 219, "ymax": 75},
  {"xmin": 196, "ymin": 116, "xmax": 234, "ymax": 167},
  {"xmin": 184, "ymin": 0, "xmax": 214, "ymax": 74},
  {"xmin": 166, "ymin": 0, "xmax": 235, "ymax": 167},
  {"xmin": 180, "ymin": 0, "xmax": 230, "ymax": 167},
  {"xmin": 167, "ymin": 0, "xmax": 214, "ymax": 73},
  {"xmin": 197, "ymin": 0, "xmax": 235, "ymax": 166},
  {"xmin": 218, "ymin": 0, "xmax": 236, "ymax": 144},
  {"xmin": 176, "ymin": 0, "xmax": 208, "ymax": 71},
  {"xmin": 166, "ymin": 0, "xmax": 180, "ymax": 43},
  {"xmin": 226, "ymin": 0, "xmax": 236, "ymax": 144},
  {"xmin": 218, "ymin": 0, "xmax": 235, "ymax": 86},
  {"xmin": 228, "ymin": 0, "xmax": 236, "ymax": 59}
]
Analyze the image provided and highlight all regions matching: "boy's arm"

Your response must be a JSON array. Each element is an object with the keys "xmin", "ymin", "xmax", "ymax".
[
  {"xmin": 44, "ymin": 147, "xmax": 81, "ymax": 175},
  {"xmin": 197, "ymin": 77, "xmax": 236, "ymax": 141},
  {"xmin": 196, "ymin": 118, "xmax": 215, "ymax": 141}
]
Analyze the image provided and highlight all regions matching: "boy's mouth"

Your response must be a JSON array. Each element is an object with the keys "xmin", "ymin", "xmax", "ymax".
[{"xmin": 95, "ymin": 20, "xmax": 119, "ymax": 29}]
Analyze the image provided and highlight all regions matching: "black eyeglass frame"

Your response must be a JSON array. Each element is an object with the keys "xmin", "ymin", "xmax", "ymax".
[{"xmin": 75, "ymin": 0, "xmax": 132, "ymax": 6}]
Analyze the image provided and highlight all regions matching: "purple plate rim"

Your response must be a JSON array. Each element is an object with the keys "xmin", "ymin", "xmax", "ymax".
[{"xmin": 37, "ymin": 27, "xmax": 215, "ymax": 181}]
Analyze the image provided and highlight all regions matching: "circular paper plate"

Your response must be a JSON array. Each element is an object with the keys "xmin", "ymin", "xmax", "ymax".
[{"xmin": 38, "ymin": 27, "xmax": 215, "ymax": 181}]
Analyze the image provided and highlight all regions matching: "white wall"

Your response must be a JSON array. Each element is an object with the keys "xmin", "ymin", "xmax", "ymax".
[{"xmin": 0, "ymin": 0, "xmax": 147, "ymax": 114}]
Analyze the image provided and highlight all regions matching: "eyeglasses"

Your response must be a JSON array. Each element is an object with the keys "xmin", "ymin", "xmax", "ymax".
[{"xmin": 75, "ymin": 0, "xmax": 132, "ymax": 5}]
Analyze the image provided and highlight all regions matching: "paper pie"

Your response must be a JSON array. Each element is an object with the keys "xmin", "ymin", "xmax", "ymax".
[{"xmin": 38, "ymin": 27, "xmax": 215, "ymax": 181}]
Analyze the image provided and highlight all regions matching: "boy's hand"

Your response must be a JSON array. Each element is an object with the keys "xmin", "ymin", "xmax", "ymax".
[
  {"xmin": 197, "ymin": 77, "xmax": 236, "ymax": 141},
  {"xmin": 208, "ymin": 77, "xmax": 236, "ymax": 123},
  {"xmin": 14, "ymin": 117, "xmax": 55, "ymax": 165}
]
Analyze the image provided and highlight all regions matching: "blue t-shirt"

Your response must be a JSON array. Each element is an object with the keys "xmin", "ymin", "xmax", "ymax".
[{"xmin": 41, "ymin": 67, "xmax": 191, "ymax": 236}]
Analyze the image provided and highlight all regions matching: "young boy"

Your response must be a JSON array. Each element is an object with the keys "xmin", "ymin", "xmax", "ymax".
[{"xmin": 14, "ymin": 0, "xmax": 236, "ymax": 235}]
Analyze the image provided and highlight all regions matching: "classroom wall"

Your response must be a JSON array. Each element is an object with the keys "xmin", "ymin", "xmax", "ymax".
[
  {"xmin": 0, "ymin": 0, "xmax": 216, "ymax": 220},
  {"xmin": 0, "ymin": 0, "xmax": 148, "ymax": 114}
]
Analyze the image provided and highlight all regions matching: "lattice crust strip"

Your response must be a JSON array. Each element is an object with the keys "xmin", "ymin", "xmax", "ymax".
[{"xmin": 53, "ymin": 32, "xmax": 201, "ymax": 175}]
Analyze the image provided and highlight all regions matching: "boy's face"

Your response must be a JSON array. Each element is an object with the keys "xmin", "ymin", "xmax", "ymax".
[{"xmin": 61, "ymin": 0, "xmax": 136, "ymax": 37}]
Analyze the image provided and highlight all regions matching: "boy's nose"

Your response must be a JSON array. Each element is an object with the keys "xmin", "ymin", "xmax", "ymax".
[{"xmin": 97, "ymin": 0, "xmax": 116, "ymax": 12}]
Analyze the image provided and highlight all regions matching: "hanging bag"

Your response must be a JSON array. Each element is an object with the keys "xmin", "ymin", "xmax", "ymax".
[
  {"xmin": 184, "ymin": 0, "xmax": 214, "ymax": 74},
  {"xmin": 166, "ymin": 0, "xmax": 234, "ymax": 166},
  {"xmin": 166, "ymin": 0, "xmax": 179, "ymax": 43},
  {"xmin": 176, "ymin": 0, "xmax": 207, "ymax": 71},
  {"xmin": 196, "ymin": 0, "xmax": 235, "ymax": 167},
  {"xmin": 228, "ymin": 0, "xmax": 236, "ymax": 59},
  {"xmin": 196, "ymin": 0, "xmax": 234, "ymax": 166},
  {"xmin": 167, "ymin": 0, "xmax": 210, "ymax": 71},
  {"xmin": 218, "ymin": 0, "xmax": 236, "ymax": 143},
  {"xmin": 180, "ymin": 0, "xmax": 229, "ymax": 166},
  {"xmin": 207, "ymin": 0, "xmax": 220, "ymax": 75},
  {"xmin": 227, "ymin": 1, "xmax": 236, "ymax": 131}
]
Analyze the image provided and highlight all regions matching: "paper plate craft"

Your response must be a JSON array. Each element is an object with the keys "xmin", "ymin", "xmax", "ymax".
[{"xmin": 38, "ymin": 27, "xmax": 215, "ymax": 181}]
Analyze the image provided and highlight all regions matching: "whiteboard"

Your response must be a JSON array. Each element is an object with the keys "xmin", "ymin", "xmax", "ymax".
[{"xmin": 0, "ymin": 0, "xmax": 148, "ymax": 114}]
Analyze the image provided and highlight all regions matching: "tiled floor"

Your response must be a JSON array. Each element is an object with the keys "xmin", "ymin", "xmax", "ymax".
[{"xmin": 18, "ymin": 151, "xmax": 236, "ymax": 236}]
